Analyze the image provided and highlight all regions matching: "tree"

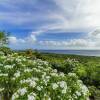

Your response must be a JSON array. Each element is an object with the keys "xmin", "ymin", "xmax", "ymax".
[{"xmin": 0, "ymin": 31, "xmax": 9, "ymax": 47}]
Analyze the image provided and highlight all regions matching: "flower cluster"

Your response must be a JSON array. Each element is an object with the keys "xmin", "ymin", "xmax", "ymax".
[{"xmin": 0, "ymin": 52, "xmax": 89, "ymax": 100}]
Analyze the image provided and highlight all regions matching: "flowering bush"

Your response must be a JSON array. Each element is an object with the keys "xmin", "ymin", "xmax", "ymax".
[{"xmin": 0, "ymin": 51, "xmax": 89, "ymax": 100}]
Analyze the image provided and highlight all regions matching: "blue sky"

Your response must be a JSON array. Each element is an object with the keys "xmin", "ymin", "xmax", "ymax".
[{"xmin": 0, "ymin": 0, "xmax": 100, "ymax": 50}]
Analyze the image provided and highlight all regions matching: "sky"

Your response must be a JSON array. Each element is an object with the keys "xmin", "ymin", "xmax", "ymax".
[{"xmin": 0, "ymin": 0, "xmax": 100, "ymax": 50}]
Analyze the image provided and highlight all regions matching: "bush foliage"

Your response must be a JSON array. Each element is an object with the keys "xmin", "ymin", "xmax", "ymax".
[{"xmin": 0, "ymin": 51, "xmax": 89, "ymax": 100}]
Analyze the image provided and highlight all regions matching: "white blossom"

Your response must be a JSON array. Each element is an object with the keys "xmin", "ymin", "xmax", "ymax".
[
  {"xmin": 4, "ymin": 65, "xmax": 13, "ymax": 69},
  {"xmin": 28, "ymin": 95, "xmax": 36, "ymax": 100},
  {"xmin": 14, "ymin": 71, "xmax": 20, "ymax": 78},
  {"xmin": 52, "ymin": 83, "xmax": 58, "ymax": 90},
  {"xmin": 18, "ymin": 88, "xmax": 27, "ymax": 96}
]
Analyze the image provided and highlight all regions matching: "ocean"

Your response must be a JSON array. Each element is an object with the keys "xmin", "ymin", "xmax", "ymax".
[{"xmin": 39, "ymin": 50, "xmax": 100, "ymax": 57}]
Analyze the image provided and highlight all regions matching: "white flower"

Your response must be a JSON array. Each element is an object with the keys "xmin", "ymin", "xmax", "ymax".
[
  {"xmin": 73, "ymin": 94, "xmax": 78, "ymax": 99},
  {"xmin": 46, "ymin": 76, "xmax": 50, "ymax": 79},
  {"xmin": 0, "ymin": 51, "xmax": 4, "ymax": 55},
  {"xmin": 0, "ymin": 73, "xmax": 8, "ymax": 77},
  {"xmin": 24, "ymin": 68, "xmax": 32, "ymax": 72},
  {"xmin": 59, "ymin": 81, "xmax": 67, "ymax": 89},
  {"xmin": 16, "ymin": 58, "xmax": 21, "ymax": 62},
  {"xmin": 4, "ymin": 65, "xmax": 13, "ymax": 69},
  {"xmin": 58, "ymin": 96, "xmax": 61, "ymax": 99},
  {"xmin": 32, "ymin": 77, "xmax": 39, "ymax": 81},
  {"xmin": 81, "ymin": 85, "xmax": 89, "ymax": 96},
  {"xmin": 28, "ymin": 95, "xmax": 35, "ymax": 100},
  {"xmin": 52, "ymin": 83, "xmax": 58, "ymax": 90},
  {"xmin": 59, "ymin": 72, "xmax": 65, "ymax": 77},
  {"xmin": 12, "ymin": 93, "xmax": 19, "ymax": 100},
  {"xmin": 30, "ymin": 81, "xmax": 36, "ymax": 88},
  {"xmin": 51, "ymin": 72, "xmax": 58, "ymax": 77},
  {"xmin": 76, "ymin": 91, "xmax": 81, "ymax": 96},
  {"xmin": 68, "ymin": 73, "xmax": 76, "ymax": 77},
  {"xmin": 14, "ymin": 71, "xmax": 20, "ymax": 78},
  {"xmin": 22, "ymin": 58, "xmax": 26, "ymax": 61},
  {"xmin": 30, "ymin": 92, "xmax": 36, "ymax": 97},
  {"xmin": 37, "ymin": 86, "xmax": 42, "ymax": 91},
  {"xmin": 62, "ymin": 89, "xmax": 66, "ymax": 94},
  {"xmin": 0, "ymin": 88, "xmax": 4, "ymax": 92},
  {"xmin": 0, "ymin": 64, "xmax": 3, "ymax": 66},
  {"xmin": 18, "ymin": 88, "xmax": 27, "ymax": 96},
  {"xmin": 53, "ymin": 69, "xmax": 57, "ymax": 73},
  {"xmin": 78, "ymin": 80, "xmax": 89, "ymax": 96}
]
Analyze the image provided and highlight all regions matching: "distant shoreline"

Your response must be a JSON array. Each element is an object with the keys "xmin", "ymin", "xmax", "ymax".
[
  {"xmin": 13, "ymin": 49, "xmax": 100, "ymax": 57},
  {"xmin": 39, "ymin": 50, "xmax": 100, "ymax": 57}
]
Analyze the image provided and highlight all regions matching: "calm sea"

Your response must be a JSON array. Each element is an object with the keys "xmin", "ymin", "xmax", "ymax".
[{"xmin": 39, "ymin": 50, "xmax": 100, "ymax": 57}]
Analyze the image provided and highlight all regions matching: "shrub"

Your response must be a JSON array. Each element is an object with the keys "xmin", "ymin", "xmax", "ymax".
[
  {"xmin": 0, "ymin": 52, "xmax": 89, "ymax": 100},
  {"xmin": 88, "ymin": 86, "xmax": 100, "ymax": 100},
  {"xmin": 0, "ymin": 47, "xmax": 12, "ymax": 55}
]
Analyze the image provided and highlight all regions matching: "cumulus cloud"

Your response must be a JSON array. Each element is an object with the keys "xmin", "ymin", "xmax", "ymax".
[
  {"xmin": 8, "ymin": 36, "xmax": 18, "ymax": 44},
  {"xmin": 39, "ymin": 39, "xmax": 88, "ymax": 49},
  {"xmin": 9, "ymin": 34, "xmax": 36, "ymax": 44},
  {"xmin": 39, "ymin": 29, "xmax": 100, "ymax": 49},
  {"xmin": 8, "ymin": 28, "xmax": 100, "ymax": 49}
]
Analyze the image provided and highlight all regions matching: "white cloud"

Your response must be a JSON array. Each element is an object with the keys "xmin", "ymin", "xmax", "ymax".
[
  {"xmin": 88, "ymin": 29, "xmax": 100, "ymax": 39},
  {"xmin": 8, "ymin": 36, "xmax": 18, "ymax": 44},
  {"xmin": 26, "ymin": 34, "xmax": 37, "ymax": 44},
  {"xmin": 26, "ymin": 0, "xmax": 100, "ymax": 33},
  {"xmin": 9, "ymin": 34, "xmax": 37, "ymax": 44},
  {"xmin": 1, "ymin": 0, "xmax": 100, "ymax": 32},
  {"xmin": 53, "ymin": 0, "xmax": 100, "ymax": 31},
  {"xmin": 31, "ymin": 30, "xmax": 44, "ymax": 35},
  {"xmin": 39, "ymin": 39, "xmax": 89, "ymax": 48},
  {"xmin": 8, "ymin": 28, "xmax": 100, "ymax": 49},
  {"xmin": 39, "ymin": 29, "xmax": 100, "ymax": 49},
  {"xmin": 45, "ymin": 0, "xmax": 100, "ymax": 33}
]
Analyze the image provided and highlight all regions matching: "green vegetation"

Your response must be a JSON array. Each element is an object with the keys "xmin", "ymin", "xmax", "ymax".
[
  {"xmin": 36, "ymin": 52, "xmax": 100, "ymax": 100},
  {"xmin": 0, "ymin": 31, "xmax": 9, "ymax": 47},
  {"xmin": 0, "ymin": 50, "xmax": 89, "ymax": 100},
  {"xmin": 0, "ymin": 32, "xmax": 99, "ymax": 100}
]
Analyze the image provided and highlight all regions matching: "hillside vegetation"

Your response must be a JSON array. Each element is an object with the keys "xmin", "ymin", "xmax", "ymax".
[{"xmin": 0, "ymin": 48, "xmax": 100, "ymax": 100}]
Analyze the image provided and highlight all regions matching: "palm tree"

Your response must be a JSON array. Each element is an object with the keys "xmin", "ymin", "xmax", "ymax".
[{"xmin": 0, "ymin": 31, "xmax": 9, "ymax": 47}]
